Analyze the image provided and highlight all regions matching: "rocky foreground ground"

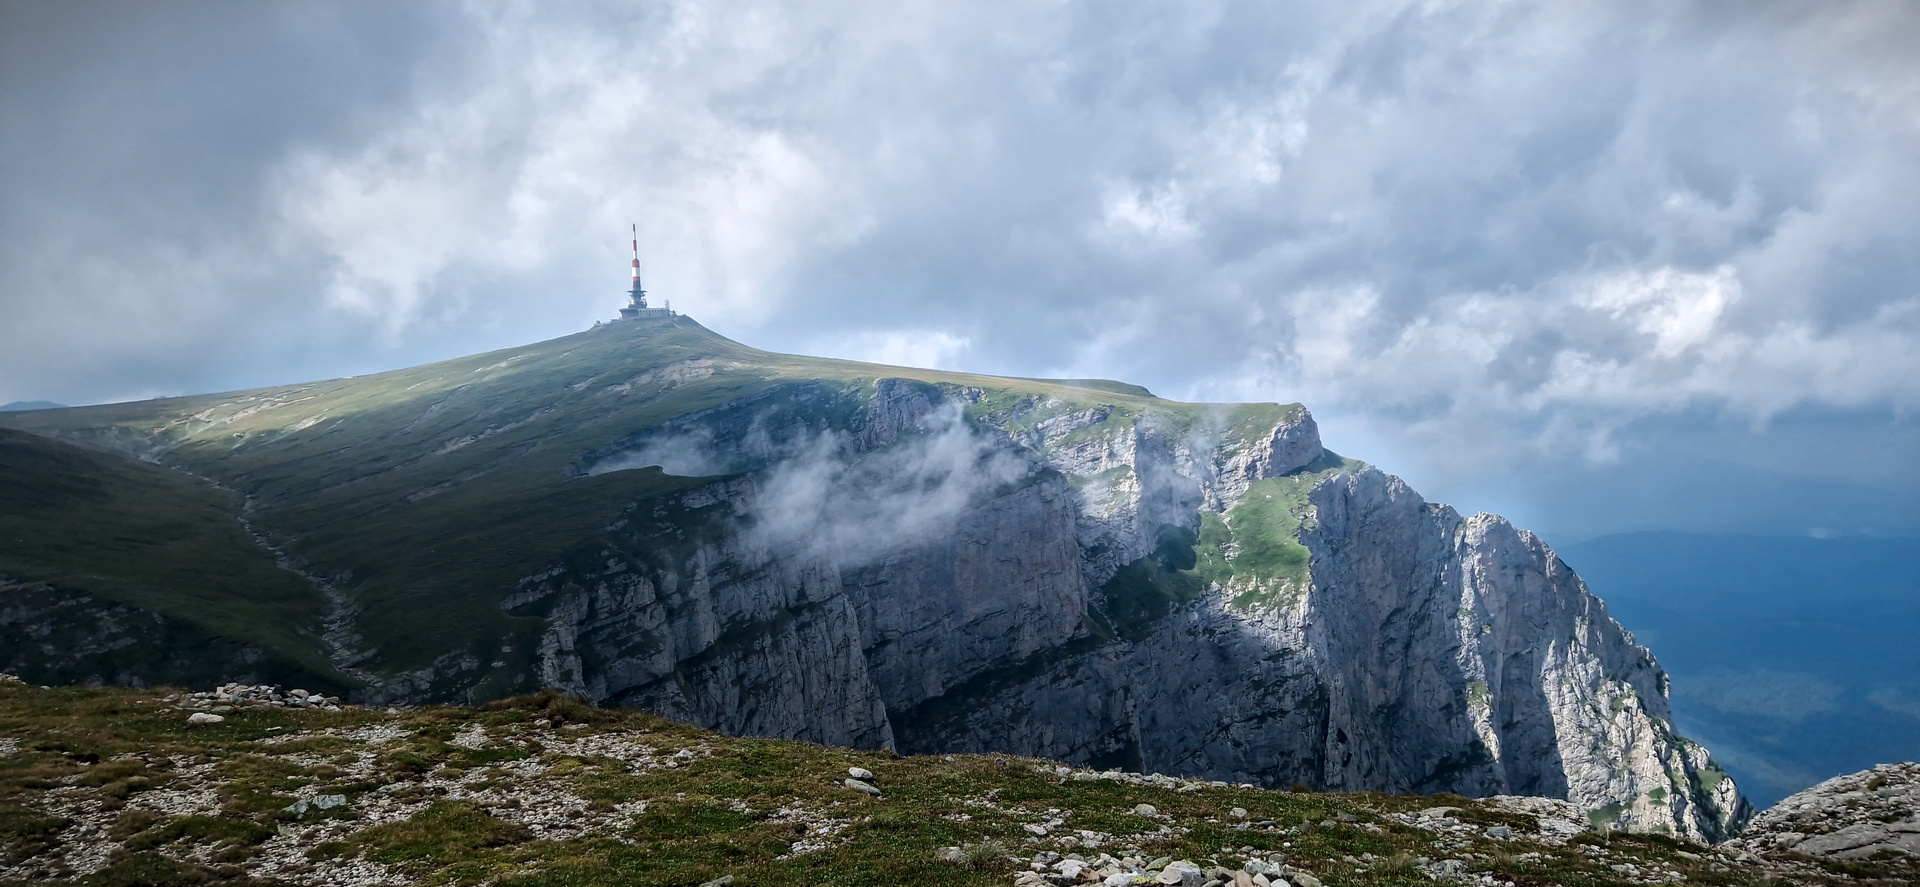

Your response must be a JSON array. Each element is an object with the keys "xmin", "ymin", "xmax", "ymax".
[
  {"xmin": 0, "ymin": 679, "xmax": 1913, "ymax": 887},
  {"xmin": 1729, "ymin": 763, "xmax": 1920, "ymax": 883}
]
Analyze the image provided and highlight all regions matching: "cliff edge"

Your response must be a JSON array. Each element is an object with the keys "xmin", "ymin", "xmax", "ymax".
[{"xmin": 0, "ymin": 318, "xmax": 1751, "ymax": 841}]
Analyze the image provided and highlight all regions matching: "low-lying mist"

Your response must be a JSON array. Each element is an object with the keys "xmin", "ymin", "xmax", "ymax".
[{"xmin": 591, "ymin": 402, "xmax": 1035, "ymax": 566}]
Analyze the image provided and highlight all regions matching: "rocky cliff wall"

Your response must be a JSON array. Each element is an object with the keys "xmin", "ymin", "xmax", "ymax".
[
  {"xmin": 1301, "ymin": 471, "xmax": 1748, "ymax": 839},
  {"xmin": 488, "ymin": 379, "xmax": 1746, "ymax": 841},
  {"xmin": 508, "ymin": 476, "xmax": 893, "ymax": 750},
  {"xmin": 843, "ymin": 473, "xmax": 1087, "ymax": 713}
]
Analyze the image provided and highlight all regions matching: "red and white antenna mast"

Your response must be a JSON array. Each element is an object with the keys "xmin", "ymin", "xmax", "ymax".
[
  {"xmin": 617, "ymin": 222, "xmax": 670, "ymax": 321},
  {"xmin": 618, "ymin": 220, "xmax": 656, "ymax": 318}
]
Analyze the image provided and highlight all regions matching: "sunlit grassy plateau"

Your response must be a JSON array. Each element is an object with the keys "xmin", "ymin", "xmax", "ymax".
[{"xmin": 6, "ymin": 682, "xmax": 1903, "ymax": 887}]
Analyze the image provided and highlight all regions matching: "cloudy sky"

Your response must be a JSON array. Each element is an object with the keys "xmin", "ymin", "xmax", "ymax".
[{"xmin": 3, "ymin": 0, "xmax": 1916, "ymax": 542}]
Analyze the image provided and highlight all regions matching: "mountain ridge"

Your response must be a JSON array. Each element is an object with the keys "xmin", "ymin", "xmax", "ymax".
[{"xmin": 0, "ymin": 316, "xmax": 1749, "ymax": 840}]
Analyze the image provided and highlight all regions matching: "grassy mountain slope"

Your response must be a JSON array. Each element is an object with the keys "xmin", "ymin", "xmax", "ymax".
[
  {"xmin": 0, "ymin": 318, "xmax": 1287, "ymax": 686},
  {"xmin": 1, "ymin": 681, "xmax": 1883, "ymax": 887},
  {"xmin": 0, "ymin": 429, "xmax": 339, "ymax": 689}
]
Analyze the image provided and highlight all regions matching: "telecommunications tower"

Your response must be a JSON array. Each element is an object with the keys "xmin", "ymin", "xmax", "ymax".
[{"xmin": 618, "ymin": 224, "xmax": 671, "ymax": 320}]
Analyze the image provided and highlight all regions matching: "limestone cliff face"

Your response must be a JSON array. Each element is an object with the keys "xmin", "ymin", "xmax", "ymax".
[
  {"xmin": 842, "ymin": 475, "xmax": 1086, "ymax": 714},
  {"xmin": 1300, "ymin": 471, "xmax": 1749, "ymax": 839},
  {"xmin": 508, "ymin": 477, "xmax": 893, "ymax": 751},
  {"xmin": 490, "ymin": 380, "xmax": 1745, "ymax": 841}
]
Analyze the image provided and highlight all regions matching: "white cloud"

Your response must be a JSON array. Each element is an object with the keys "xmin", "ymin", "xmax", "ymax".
[
  {"xmin": 1868, "ymin": 687, "xmax": 1920, "ymax": 721},
  {"xmin": 820, "ymin": 329, "xmax": 973, "ymax": 370},
  {"xmin": 1580, "ymin": 266, "xmax": 1738, "ymax": 359},
  {"xmin": 753, "ymin": 402, "xmax": 1034, "ymax": 565},
  {"xmin": 1100, "ymin": 181, "xmax": 1198, "ymax": 242}
]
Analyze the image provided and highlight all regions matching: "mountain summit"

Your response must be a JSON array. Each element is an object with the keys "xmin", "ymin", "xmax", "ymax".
[{"xmin": 0, "ymin": 316, "xmax": 1749, "ymax": 840}]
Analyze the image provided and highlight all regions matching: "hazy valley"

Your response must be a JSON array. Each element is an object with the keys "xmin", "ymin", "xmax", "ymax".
[{"xmin": 1559, "ymin": 534, "xmax": 1920, "ymax": 808}]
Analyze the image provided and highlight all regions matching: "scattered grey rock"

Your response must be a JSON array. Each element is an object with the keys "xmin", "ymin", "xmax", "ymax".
[
  {"xmin": 186, "ymin": 712, "xmax": 224, "ymax": 725},
  {"xmin": 697, "ymin": 877, "xmax": 734, "ymax": 887},
  {"xmin": 848, "ymin": 766, "xmax": 874, "ymax": 780},
  {"xmin": 842, "ymin": 778, "xmax": 882, "ymax": 797},
  {"xmin": 175, "ymin": 683, "xmax": 343, "ymax": 714},
  {"xmin": 1157, "ymin": 861, "xmax": 1203, "ymax": 886},
  {"xmin": 1134, "ymin": 804, "xmax": 1159, "ymax": 816}
]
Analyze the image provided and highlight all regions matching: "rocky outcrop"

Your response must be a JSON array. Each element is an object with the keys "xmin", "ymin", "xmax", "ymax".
[
  {"xmin": 1736, "ymin": 763, "xmax": 1920, "ymax": 862},
  {"xmin": 1203, "ymin": 406, "xmax": 1322, "ymax": 511},
  {"xmin": 1301, "ymin": 470, "xmax": 1749, "ymax": 840}
]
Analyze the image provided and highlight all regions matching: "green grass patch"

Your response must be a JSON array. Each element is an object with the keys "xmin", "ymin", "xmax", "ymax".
[
  {"xmin": 123, "ymin": 813, "xmax": 276, "ymax": 851},
  {"xmin": 1202, "ymin": 452, "xmax": 1361, "ymax": 610},
  {"xmin": 73, "ymin": 851, "xmax": 236, "ymax": 887},
  {"xmin": 1223, "ymin": 479, "xmax": 1317, "ymax": 583},
  {"xmin": 351, "ymin": 801, "xmax": 534, "ymax": 866}
]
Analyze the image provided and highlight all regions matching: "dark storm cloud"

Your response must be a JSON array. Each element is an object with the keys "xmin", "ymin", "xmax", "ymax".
[{"xmin": 2, "ymin": 0, "xmax": 1915, "ymax": 538}]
